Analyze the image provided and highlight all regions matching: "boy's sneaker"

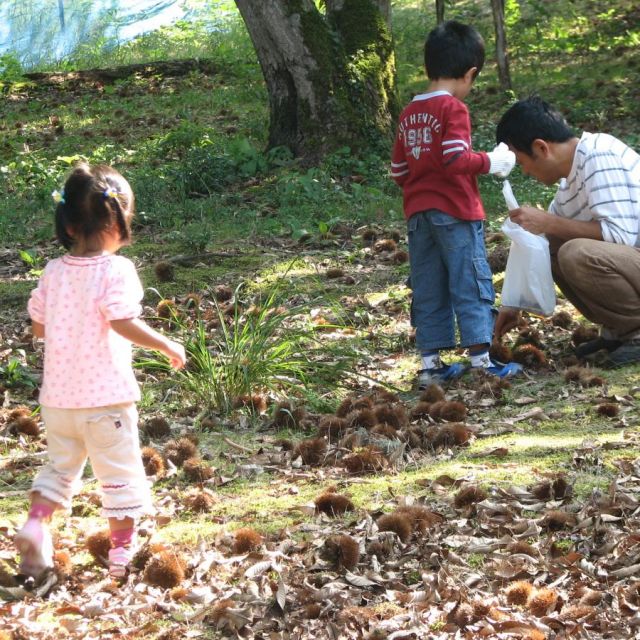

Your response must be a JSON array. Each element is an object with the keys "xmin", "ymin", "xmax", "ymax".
[
  {"xmin": 475, "ymin": 360, "xmax": 523, "ymax": 379},
  {"xmin": 418, "ymin": 362, "xmax": 468, "ymax": 388},
  {"xmin": 15, "ymin": 518, "xmax": 54, "ymax": 578},
  {"xmin": 108, "ymin": 545, "xmax": 134, "ymax": 579}
]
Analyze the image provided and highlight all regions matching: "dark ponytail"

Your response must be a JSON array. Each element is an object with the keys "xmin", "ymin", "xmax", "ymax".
[{"xmin": 54, "ymin": 163, "xmax": 134, "ymax": 250}]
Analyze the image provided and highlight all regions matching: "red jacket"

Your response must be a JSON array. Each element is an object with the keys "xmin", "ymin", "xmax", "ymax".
[{"xmin": 391, "ymin": 90, "xmax": 490, "ymax": 221}]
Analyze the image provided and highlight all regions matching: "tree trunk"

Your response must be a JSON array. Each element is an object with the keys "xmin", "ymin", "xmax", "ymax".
[
  {"xmin": 490, "ymin": 0, "xmax": 512, "ymax": 91},
  {"xmin": 234, "ymin": 0, "xmax": 397, "ymax": 161},
  {"xmin": 435, "ymin": 0, "xmax": 445, "ymax": 24}
]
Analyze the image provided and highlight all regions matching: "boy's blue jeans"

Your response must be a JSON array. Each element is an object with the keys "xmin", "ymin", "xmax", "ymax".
[{"xmin": 407, "ymin": 209, "xmax": 495, "ymax": 352}]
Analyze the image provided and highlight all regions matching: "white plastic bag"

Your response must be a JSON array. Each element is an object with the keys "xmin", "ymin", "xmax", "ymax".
[{"xmin": 500, "ymin": 181, "xmax": 556, "ymax": 316}]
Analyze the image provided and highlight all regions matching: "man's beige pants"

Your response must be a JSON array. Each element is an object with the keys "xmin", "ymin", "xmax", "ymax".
[{"xmin": 552, "ymin": 238, "xmax": 640, "ymax": 341}]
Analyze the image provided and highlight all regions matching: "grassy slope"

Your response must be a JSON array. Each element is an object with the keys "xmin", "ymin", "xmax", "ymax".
[{"xmin": 1, "ymin": 1, "xmax": 640, "ymax": 631}]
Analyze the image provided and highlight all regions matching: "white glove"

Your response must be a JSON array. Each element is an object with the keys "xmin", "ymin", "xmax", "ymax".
[{"xmin": 487, "ymin": 142, "xmax": 516, "ymax": 178}]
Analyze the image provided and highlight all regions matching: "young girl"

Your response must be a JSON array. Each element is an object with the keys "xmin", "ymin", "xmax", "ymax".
[{"xmin": 15, "ymin": 163, "xmax": 185, "ymax": 579}]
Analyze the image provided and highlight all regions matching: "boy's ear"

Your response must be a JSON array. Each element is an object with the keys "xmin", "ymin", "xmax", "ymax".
[{"xmin": 464, "ymin": 67, "xmax": 478, "ymax": 83}]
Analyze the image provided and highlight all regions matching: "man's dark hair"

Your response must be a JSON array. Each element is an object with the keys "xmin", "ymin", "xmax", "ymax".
[
  {"xmin": 424, "ymin": 20, "xmax": 485, "ymax": 80},
  {"xmin": 496, "ymin": 96, "xmax": 575, "ymax": 154}
]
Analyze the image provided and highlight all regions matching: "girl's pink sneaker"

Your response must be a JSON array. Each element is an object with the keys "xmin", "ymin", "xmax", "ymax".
[
  {"xmin": 108, "ymin": 546, "xmax": 134, "ymax": 578},
  {"xmin": 15, "ymin": 518, "xmax": 54, "ymax": 577}
]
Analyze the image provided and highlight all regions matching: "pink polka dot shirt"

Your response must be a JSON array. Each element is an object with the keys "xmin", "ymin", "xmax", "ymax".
[{"xmin": 28, "ymin": 254, "xmax": 144, "ymax": 408}]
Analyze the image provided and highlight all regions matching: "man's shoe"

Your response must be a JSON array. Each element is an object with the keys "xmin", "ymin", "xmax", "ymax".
[
  {"xmin": 15, "ymin": 518, "xmax": 54, "ymax": 578},
  {"xmin": 575, "ymin": 336, "xmax": 622, "ymax": 358},
  {"xmin": 601, "ymin": 339, "xmax": 640, "ymax": 368},
  {"xmin": 418, "ymin": 362, "xmax": 467, "ymax": 389},
  {"xmin": 473, "ymin": 360, "xmax": 523, "ymax": 379}
]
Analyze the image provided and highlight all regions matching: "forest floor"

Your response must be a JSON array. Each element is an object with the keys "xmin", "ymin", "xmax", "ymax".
[{"xmin": 2, "ymin": 2, "xmax": 640, "ymax": 638}]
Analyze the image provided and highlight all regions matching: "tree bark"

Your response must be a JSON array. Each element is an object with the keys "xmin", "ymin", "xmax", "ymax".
[
  {"xmin": 435, "ymin": 0, "xmax": 445, "ymax": 24},
  {"xmin": 234, "ymin": 0, "xmax": 397, "ymax": 161},
  {"xmin": 490, "ymin": 0, "xmax": 512, "ymax": 91},
  {"xmin": 58, "ymin": 0, "xmax": 66, "ymax": 31}
]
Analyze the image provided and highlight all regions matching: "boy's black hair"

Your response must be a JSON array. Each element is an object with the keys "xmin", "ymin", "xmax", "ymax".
[
  {"xmin": 496, "ymin": 96, "xmax": 575, "ymax": 154},
  {"xmin": 424, "ymin": 20, "xmax": 485, "ymax": 80},
  {"xmin": 55, "ymin": 163, "xmax": 134, "ymax": 250}
]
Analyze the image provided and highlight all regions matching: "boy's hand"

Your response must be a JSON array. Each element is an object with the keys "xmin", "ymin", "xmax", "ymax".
[
  {"xmin": 162, "ymin": 340, "xmax": 186, "ymax": 369},
  {"xmin": 487, "ymin": 143, "xmax": 516, "ymax": 178}
]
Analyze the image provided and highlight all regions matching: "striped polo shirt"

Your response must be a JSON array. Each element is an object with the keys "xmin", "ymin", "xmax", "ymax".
[{"xmin": 550, "ymin": 132, "xmax": 640, "ymax": 246}]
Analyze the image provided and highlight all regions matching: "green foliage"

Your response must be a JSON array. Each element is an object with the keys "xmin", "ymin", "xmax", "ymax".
[
  {"xmin": 0, "ymin": 357, "xmax": 38, "ymax": 389},
  {"xmin": 143, "ymin": 277, "xmax": 351, "ymax": 416},
  {"xmin": 0, "ymin": 53, "xmax": 23, "ymax": 82}
]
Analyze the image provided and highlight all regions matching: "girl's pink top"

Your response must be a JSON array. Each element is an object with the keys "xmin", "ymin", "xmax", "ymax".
[{"xmin": 28, "ymin": 254, "xmax": 143, "ymax": 408}]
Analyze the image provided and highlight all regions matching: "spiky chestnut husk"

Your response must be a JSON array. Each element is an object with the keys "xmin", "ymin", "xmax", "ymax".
[
  {"xmin": 487, "ymin": 244, "xmax": 509, "ymax": 273},
  {"xmin": 213, "ymin": 284, "xmax": 233, "ymax": 302},
  {"xmin": 438, "ymin": 401, "xmax": 467, "ymax": 423},
  {"xmin": 373, "ymin": 404, "xmax": 408, "ymax": 429},
  {"xmin": 450, "ymin": 602, "xmax": 474, "ymax": 628},
  {"xmin": 343, "ymin": 447, "xmax": 387, "ymax": 473},
  {"xmin": 541, "ymin": 510, "xmax": 576, "ymax": 530},
  {"xmin": 185, "ymin": 491, "xmax": 215, "ymax": 513},
  {"xmin": 371, "ymin": 424, "xmax": 398, "ymax": 439},
  {"xmin": 419, "ymin": 383, "xmax": 445, "ymax": 403},
  {"xmin": 318, "ymin": 416, "xmax": 348, "ymax": 439},
  {"xmin": 410, "ymin": 402, "xmax": 431, "ymax": 419},
  {"xmin": 596, "ymin": 402, "xmax": 619, "ymax": 417},
  {"xmin": 453, "ymin": 485, "xmax": 488, "ymax": 508},
  {"xmin": 512, "ymin": 344, "xmax": 547, "ymax": 368},
  {"xmin": 428, "ymin": 400, "xmax": 446, "ymax": 420},
  {"xmin": 345, "ymin": 408, "xmax": 378, "ymax": 430},
  {"xmin": 13, "ymin": 416, "xmax": 40, "ymax": 437},
  {"xmin": 395, "ymin": 505, "xmax": 442, "ymax": 533},
  {"xmin": 293, "ymin": 438, "xmax": 327, "ymax": 466},
  {"xmin": 232, "ymin": 394, "xmax": 268, "ymax": 413},
  {"xmin": 558, "ymin": 605, "xmax": 596, "ymax": 622},
  {"xmin": 552, "ymin": 477, "xmax": 569, "ymax": 498},
  {"xmin": 371, "ymin": 388, "xmax": 400, "ymax": 404},
  {"xmin": 143, "ymin": 550, "xmax": 185, "ymax": 588},
  {"xmin": 571, "ymin": 325, "xmax": 599, "ymax": 346},
  {"xmin": 516, "ymin": 327, "xmax": 543, "ymax": 349},
  {"xmin": 144, "ymin": 416, "xmax": 171, "ymax": 439},
  {"xmin": 373, "ymin": 239, "xmax": 397, "ymax": 253},
  {"xmin": 340, "ymin": 432, "xmax": 363, "ymax": 450},
  {"xmin": 184, "ymin": 292, "xmax": 202, "ymax": 309},
  {"xmin": 314, "ymin": 492, "xmax": 354, "ymax": 517},
  {"xmin": 376, "ymin": 513, "xmax": 412, "ymax": 543},
  {"xmin": 428, "ymin": 423, "xmax": 473, "ymax": 449},
  {"xmin": 54, "ymin": 549, "xmax": 73, "ymax": 578},
  {"xmin": 551, "ymin": 310, "xmax": 573, "ymax": 329},
  {"xmin": 322, "ymin": 534, "xmax": 359, "ymax": 570},
  {"xmin": 489, "ymin": 342, "xmax": 513, "ymax": 363},
  {"xmin": 232, "ymin": 528, "xmax": 263, "ymax": 554},
  {"xmin": 272, "ymin": 401, "xmax": 306, "ymax": 429},
  {"xmin": 164, "ymin": 437, "xmax": 197, "ymax": 466},
  {"xmin": 156, "ymin": 299, "xmax": 177, "ymax": 319},
  {"xmin": 304, "ymin": 603, "xmax": 322, "ymax": 619},
  {"xmin": 7, "ymin": 406, "xmax": 31, "ymax": 421},
  {"xmin": 505, "ymin": 580, "xmax": 534, "ymax": 605},
  {"xmin": 182, "ymin": 457, "xmax": 213, "ymax": 482},
  {"xmin": 326, "ymin": 267, "xmax": 345, "ymax": 279},
  {"xmin": 141, "ymin": 446, "xmax": 165, "ymax": 477},
  {"xmin": 527, "ymin": 587, "xmax": 558, "ymax": 617},
  {"xmin": 154, "ymin": 261, "xmax": 174, "ymax": 282},
  {"xmin": 389, "ymin": 249, "xmax": 408, "ymax": 264},
  {"xmin": 506, "ymin": 541, "xmax": 537, "ymax": 557},
  {"xmin": 361, "ymin": 228, "xmax": 377, "ymax": 245},
  {"xmin": 86, "ymin": 529, "xmax": 111, "ymax": 563}
]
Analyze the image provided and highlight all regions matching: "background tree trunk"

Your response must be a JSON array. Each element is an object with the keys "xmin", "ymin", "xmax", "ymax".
[
  {"xmin": 490, "ymin": 0, "xmax": 512, "ymax": 91},
  {"xmin": 234, "ymin": 0, "xmax": 397, "ymax": 161},
  {"xmin": 435, "ymin": 0, "xmax": 445, "ymax": 24}
]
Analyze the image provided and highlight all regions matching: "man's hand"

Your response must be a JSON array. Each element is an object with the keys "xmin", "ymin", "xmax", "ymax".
[
  {"xmin": 509, "ymin": 206, "xmax": 552, "ymax": 235},
  {"xmin": 494, "ymin": 307, "xmax": 521, "ymax": 341}
]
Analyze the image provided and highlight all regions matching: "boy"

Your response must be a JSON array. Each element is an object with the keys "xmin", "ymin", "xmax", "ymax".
[
  {"xmin": 494, "ymin": 97, "xmax": 640, "ymax": 368},
  {"xmin": 391, "ymin": 20, "xmax": 520, "ymax": 387}
]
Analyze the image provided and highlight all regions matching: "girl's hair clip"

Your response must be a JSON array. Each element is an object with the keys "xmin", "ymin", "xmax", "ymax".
[
  {"xmin": 103, "ymin": 187, "xmax": 119, "ymax": 200},
  {"xmin": 52, "ymin": 189, "xmax": 65, "ymax": 204}
]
